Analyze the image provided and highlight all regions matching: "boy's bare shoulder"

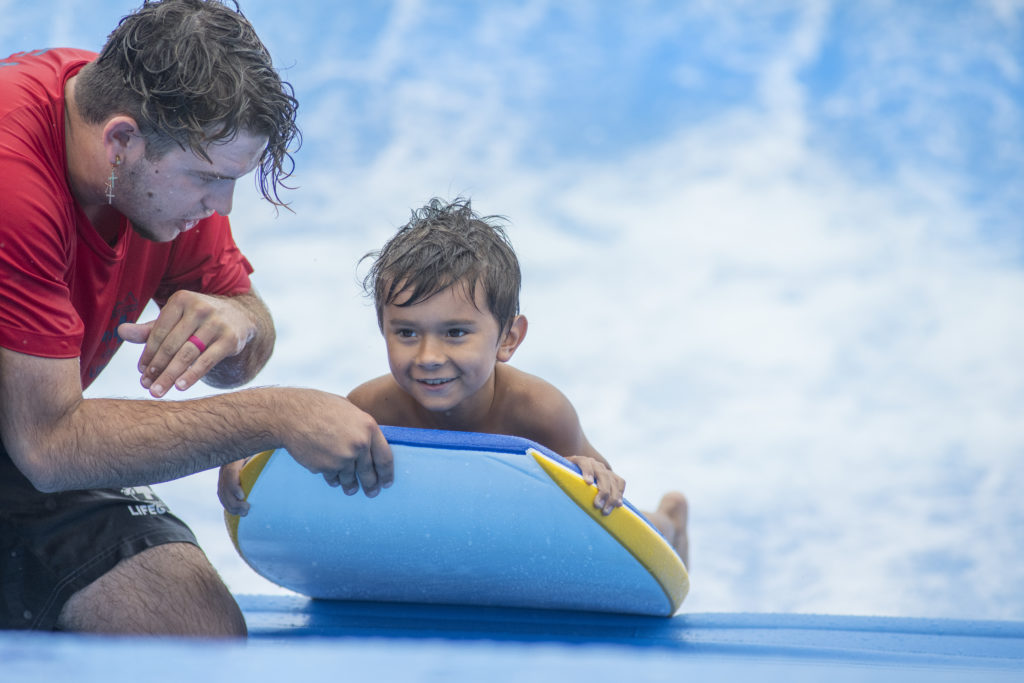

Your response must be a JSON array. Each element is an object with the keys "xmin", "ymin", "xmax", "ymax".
[
  {"xmin": 493, "ymin": 365, "xmax": 584, "ymax": 449},
  {"xmin": 348, "ymin": 375, "xmax": 418, "ymax": 426},
  {"xmin": 495, "ymin": 364, "xmax": 566, "ymax": 402},
  {"xmin": 348, "ymin": 374, "xmax": 392, "ymax": 404}
]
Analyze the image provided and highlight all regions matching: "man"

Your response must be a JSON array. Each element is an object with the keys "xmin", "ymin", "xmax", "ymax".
[{"xmin": 0, "ymin": 0, "xmax": 393, "ymax": 636}]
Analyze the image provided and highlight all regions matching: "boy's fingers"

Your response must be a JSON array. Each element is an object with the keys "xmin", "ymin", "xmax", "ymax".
[
  {"xmin": 217, "ymin": 459, "xmax": 252, "ymax": 515},
  {"xmin": 229, "ymin": 499, "xmax": 250, "ymax": 517},
  {"xmin": 218, "ymin": 488, "xmax": 249, "ymax": 516},
  {"xmin": 570, "ymin": 456, "xmax": 596, "ymax": 484},
  {"xmin": 592, "ymin": 469, "xmax": 625, "ymax": 515}
]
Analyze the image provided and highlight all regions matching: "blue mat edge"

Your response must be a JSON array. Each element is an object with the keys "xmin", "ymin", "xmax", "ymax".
[
  {"xmin": 237, "ymin": 594, "xmax": 1024, "ymax": 667},
  {"xmin": 2, "ymin": 596, "xmax": 1022, "ymax": 682}
]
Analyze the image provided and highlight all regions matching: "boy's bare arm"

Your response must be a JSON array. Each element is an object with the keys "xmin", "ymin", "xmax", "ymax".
[{"xmin": 502, "ymin": 371, "xmax": 624, "ymax": 514}]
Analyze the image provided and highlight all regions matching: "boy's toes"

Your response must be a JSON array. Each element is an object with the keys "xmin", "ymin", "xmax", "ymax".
[
  {"xmin": 656, "ymin": 491, "xmax": 689, "ymax": 567},
  {"xmin": 657, "ymin": 491, "xmax": 688, "ymax": 526}
]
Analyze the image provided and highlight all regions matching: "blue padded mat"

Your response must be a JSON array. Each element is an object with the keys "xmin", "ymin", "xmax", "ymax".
[{"xmin": 2, "ymin": 596, "xmax": 1022, "ymax": 682}]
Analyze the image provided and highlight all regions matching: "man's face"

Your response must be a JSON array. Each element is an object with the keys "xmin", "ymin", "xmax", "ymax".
[{"xmin": 115, "ymin": 130, "xmax": 267, "ymax": 242}]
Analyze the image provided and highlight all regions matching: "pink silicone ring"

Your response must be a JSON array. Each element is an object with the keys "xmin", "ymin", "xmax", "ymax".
[{"xmin": 187, "ymin": 334, "xmax": 207, "ymax": 353}]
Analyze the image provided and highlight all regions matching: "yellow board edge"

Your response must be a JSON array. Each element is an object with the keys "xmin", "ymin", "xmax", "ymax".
[
  {"xmin": 530, "ymin": 449, "xmax": 690, "ymax": 615},
  {"xmin": 224, "ymin": 449, "xmax": 276, "ymax": 555}
]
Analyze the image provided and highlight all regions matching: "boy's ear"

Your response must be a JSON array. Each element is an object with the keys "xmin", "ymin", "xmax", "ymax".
[{"xmin": 496, "ymin": 315, "xmax": 528, "ymax": 363}]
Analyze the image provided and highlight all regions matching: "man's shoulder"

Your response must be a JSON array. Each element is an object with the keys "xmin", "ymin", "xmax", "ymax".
[
  {"xmin": 0, "ymin": 48, "xmax": 95, "ymax": 90},
  {"xmin": 1, "ymin": 48, "xmax": 95, "ymax": 67},
  {"xmin": 1, "ymin": 49, "xmax": 93, "ymax": 212}
]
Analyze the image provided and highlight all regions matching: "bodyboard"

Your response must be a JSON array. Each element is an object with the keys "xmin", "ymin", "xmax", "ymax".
[{"xmin": 225, "ymin": 426, "xmax": 688, "ymax": 616}]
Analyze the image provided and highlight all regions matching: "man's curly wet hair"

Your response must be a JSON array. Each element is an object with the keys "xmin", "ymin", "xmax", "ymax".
[
  {"xmin": 362, "ymin": 197, "xmax": 522, "ymax": 334},
  {"xmin": 75, "ymin": 0, "xmax": 300, "ymax": 206}
]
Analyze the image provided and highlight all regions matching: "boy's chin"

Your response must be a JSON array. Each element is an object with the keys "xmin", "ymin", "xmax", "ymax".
[
  {"xmin": 419, "ymin": 400, "xmax": 458, "ymax": 414},
  {"xmin": 412, "ymin": 393, "xmax": 464, "ymax": 418}
]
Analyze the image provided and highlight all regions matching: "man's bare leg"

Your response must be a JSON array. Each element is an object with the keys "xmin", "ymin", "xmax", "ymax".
[
  {"xmin": 645, "ymin": 491, "xmax": 689, "ymax": 568},
  {"xmin": 57, "ymin": 542, "xmax": 246, "ymax": 637}
]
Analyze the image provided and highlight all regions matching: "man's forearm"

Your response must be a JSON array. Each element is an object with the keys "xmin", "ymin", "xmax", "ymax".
[
  {"xmin": 19, "ymin": 387, "xmax": 294, "ymax": 492},
  {"xmin": 2, "ymin": 346, "xmax": 390, "ymax": 497}
]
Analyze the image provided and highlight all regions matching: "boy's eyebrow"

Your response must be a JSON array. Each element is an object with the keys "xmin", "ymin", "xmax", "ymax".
[{"xmin": 385, "ymin": 316, "xmax": 479, "ymax": 327}]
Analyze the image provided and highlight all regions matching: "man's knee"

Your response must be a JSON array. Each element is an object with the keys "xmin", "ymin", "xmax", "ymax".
[{"xmin": 58, "ymin": 542, "xmax": 246, "ymax": 637}]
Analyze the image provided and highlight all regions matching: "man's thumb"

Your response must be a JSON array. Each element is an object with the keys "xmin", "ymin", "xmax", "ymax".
[{"xmin": 118, "ymin": 320, "xmax": 154, "ymax": 344}]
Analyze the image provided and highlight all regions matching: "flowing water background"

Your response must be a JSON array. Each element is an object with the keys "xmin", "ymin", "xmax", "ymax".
[{"xmin": 5, "ymin": 0, "xmax": 1023, "ymax": 619}]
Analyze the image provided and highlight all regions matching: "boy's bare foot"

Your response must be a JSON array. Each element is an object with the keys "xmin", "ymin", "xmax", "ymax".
[{"xmin": 647, "ymin": 491, "xmax": 689, "ymax": 568}]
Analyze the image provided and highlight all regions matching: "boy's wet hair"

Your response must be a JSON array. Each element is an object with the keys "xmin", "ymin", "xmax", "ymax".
[
  {"xmin": 363, "ymin": 197, "xmax": 521, "ymax": 333},
  {"xmin": 75, "ymin": 0, "xmax": 300, "ymax": 207}
]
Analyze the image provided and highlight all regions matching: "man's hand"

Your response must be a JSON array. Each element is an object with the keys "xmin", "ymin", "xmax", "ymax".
[
  {"xmin": 567, "ymin": 455, "xmax": 625, "ymax": 515},
  {"xmin": 118, "ymin": 289, "xmax": 266, "ymax": 398},
  {"xmin": 281, "ymin": 391, "xmax": 395, "ymax": 498},
  {"xmin": 217, "ymin": 392, "xmax": 396, "ymax": 513}
]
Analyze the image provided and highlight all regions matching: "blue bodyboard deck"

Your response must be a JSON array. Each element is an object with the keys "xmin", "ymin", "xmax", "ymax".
[{"xmin": 226, "ymin": 426, "xmax": 688, "ymax": 616}]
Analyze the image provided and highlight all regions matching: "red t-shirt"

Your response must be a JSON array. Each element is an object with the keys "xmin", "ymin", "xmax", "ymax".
[{"xmin": 0, "ymin": 48, "xmax": 254, "ymax": 389}]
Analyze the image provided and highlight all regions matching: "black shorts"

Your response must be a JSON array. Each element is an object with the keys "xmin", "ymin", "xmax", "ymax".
[{"xmin": 0, "ymin": 448, "xmax": 198, "ymax": 631}]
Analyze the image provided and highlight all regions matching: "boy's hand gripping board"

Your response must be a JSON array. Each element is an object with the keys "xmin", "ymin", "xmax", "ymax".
[{"xmin": 225, "ymin": 426, "xmax": 689, "ymax": 616}]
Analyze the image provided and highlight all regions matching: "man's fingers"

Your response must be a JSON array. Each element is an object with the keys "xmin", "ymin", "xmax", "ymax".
[
  {"xmin": 129, "ymin": 290, "xmax": 242, "ymax": 393},
  {"xmin": 314, "ymin": 427, "xmax": 394, "ymax": 499},
  {"xmin": 356, "ymin": 454, "xmax": 380, "ymax": 497},
  {"xmin": 144, "ymin": 343, "xmax": 199, "ymax": 396},
  {"xmin": 144, "ymin": 331, "xmax": 230, "ymax": 396},
  {"xmin": 172, "ymin": 340, "xmax": 221, "ymax": 391},
  {"xmin": 138, "ymin": 302, "xmax": 187, "ymax": 374},
  {"xmin": 352, "ymin": 427, "xmax": 395, "ymax": 497},
  {"xmin": 371, "ymin": 427, "xmax": 395, "ymax": 489},
  {"xmin": 323, "ymin": 471, "xmax": 358, "ymax": 496},
  {"xmin": 336, "ymin": 454, "xmax": 360, "ymax": 496}
]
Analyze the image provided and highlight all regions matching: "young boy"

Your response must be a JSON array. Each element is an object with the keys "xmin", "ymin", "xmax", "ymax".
[{"xmin": 219, "ymin": 198, "xmax": 688, "ymax": 565}]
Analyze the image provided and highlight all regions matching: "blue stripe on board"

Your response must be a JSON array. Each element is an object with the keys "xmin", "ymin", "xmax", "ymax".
[{"xmin": 378, "ymin": 425, "xmax": 647, "ymax": 519}]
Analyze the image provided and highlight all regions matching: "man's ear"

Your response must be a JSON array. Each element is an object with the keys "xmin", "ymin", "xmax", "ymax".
[
  {"xmin": 496, "ymin": 315, "xmax": 528, "ymax": 363},
  {"xmin": 101, "ymin": 116, "xmax": 143, "ymax": 164}
]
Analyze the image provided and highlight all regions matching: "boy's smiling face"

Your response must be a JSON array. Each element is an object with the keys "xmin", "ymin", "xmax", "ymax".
[{"xmin": 382, "ymin": 282, "xmax": 517, "ymax": 419}]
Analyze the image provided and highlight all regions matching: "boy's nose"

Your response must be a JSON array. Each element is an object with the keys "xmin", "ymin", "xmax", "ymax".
[{"xmin": 414, "ymin": 337, "xmax": 445, "ymax": 367}]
